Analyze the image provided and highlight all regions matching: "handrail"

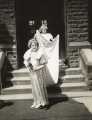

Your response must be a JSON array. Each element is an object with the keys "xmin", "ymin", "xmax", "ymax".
[
  {"xmin": 0, "ymin": 50, "xmax": 6, "ymax": 93},
  {"xmin": 80, "ymin": 48, "xmax": 92, "ymax": 90}
]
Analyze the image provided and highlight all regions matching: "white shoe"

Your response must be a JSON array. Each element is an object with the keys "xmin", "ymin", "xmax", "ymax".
[
  {"xmin": 41, "ymin": 102, "xmax": 49, "ymax": 107},
  {"xmin": 34, "ymin": 104, "xmax": 41, "ymax": 109},
  {"xmin": 30, "ymin": 103, "xmax": 36, "ymax": 109}
]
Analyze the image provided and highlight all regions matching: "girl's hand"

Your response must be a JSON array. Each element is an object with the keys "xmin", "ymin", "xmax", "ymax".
[
  {"xmin": 28, "ymin": 64, "xmax": 33, "ymax": 70},
  {"xmin": 33, "ymin": 65, "xmax": 44, "ymax": 71}
]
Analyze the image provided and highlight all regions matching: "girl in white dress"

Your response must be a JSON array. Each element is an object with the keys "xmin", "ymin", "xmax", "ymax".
[
  {"xmin": 24, "ymin": 39, "xmax": 49, "ymax": 109},
  {"xmin": 35, "ymin": 23, "xmax": 59, "ymax": 85}
]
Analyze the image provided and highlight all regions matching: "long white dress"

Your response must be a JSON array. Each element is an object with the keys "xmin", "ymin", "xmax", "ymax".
[
  {"xmin": 35, "ymin": 30, "xmax": 59, "ymax": 85},
  {"xmin": 24, "ymin": 47, "xmax": 49, "ymax": 106}
]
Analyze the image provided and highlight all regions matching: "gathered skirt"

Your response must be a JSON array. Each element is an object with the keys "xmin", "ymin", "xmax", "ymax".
[{"xmin": 29, "ymin": 66, "xmax": 48, "ymax": 105}]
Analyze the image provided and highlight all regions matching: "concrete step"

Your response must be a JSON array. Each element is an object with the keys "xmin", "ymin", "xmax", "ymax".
[
  {"xmin": 1, "ymin": 85, "xmax": 32, "ymax": 95},
  {"xmin": 8, "ymin": 63, "xmax": 67, "ymax": 78},
  {"xmin": 8, "ymin": 67, "xmax": 83, "ymax": 84},
  {"xmin": 1, "ymin": 82, "xmax": 88, "ymax": 95},
  {"xmin": 6, "ymin": 74, "xmax": 84, "ymax": 86},
  {"xmin": 65, "ymin": 68, "xmax": 82, "ymax": 75},
  {"xmin": 8, "ymin": 68, "xmax": 30, "ymax": 77},
  {"xmin": 6, "ymin": 76, "xmax": 31, "ymax": 85},
  {"xmin": 61, "ymin": 74, "xmax": 85, "ymax": 83},
  {"xmin": 0, "ymin": 91, "xmax": 92, "ymax": 100},
  {"xmin": 60, "ymin": 82, "xmax": 88, "ymax": 92}
]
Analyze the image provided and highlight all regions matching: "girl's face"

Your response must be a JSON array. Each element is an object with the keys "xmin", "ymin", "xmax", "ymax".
[
  {"xmin": 31, "ymin": 42, "xmax": 38, "ymax": 52},
  {"xmin": 40, "ymin": 25, "xmax": 48, "ymax": 33},
  {"xmin": 41, "ymin": 28, "xmax": 47, "ymax": 33}
]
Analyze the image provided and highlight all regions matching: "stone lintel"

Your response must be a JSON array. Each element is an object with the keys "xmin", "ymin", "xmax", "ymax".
[
  {"xmin": 0, "ymin": 44, "xmax": 16, "ymax": 49},
  {"xmin": 68, "ymin": 41, "xmax": 91, "ymax": 48}
]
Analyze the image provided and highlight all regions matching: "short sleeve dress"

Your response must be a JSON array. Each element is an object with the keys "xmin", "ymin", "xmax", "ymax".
[{"xmin": 24, "ymin": 47, "xmax": 49, "ymax": 106}]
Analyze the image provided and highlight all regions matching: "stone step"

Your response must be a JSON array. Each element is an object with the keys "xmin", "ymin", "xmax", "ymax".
[
  {"xmin": 1, "ymin": 85, "xmax": 32, "ymax": 95},
  {"xmin": 8, "ymin": 68, "xmax": 30, "ymax": 77},
  {"xmin": 6, "ymin": 74, "xmax": 84, "ymax": 86},
  {"xmin": 60, "ymin": 82, "xmax": 88, "ymax": 92},
  {"xmin": 6, "ymin": 76, "xmax": 65, "ymax": 86},
  {"xmin": 7, "ymin": 68, "xmax": 84, "ymax": 84},
  {"xmin": 65, "ymin": 67, "xmax": 82, "ymax": 75},
  {"xmin": 61, "ymin": 74, "xmax": 84, "ymax": 83},
  {"xmin": 8, "ymin": 62, "xmax": 66, "ymax": 77},
  {"xmin": 6, "ymin": 76, "xmax": 31, "ymax": 85},
  {"xmin": 1, "ymin": 82, "xmax": 88, "ymax": 95},
  {"xmin": 0, "ymin": 91, "xmax": 92, "ymax": 100}
]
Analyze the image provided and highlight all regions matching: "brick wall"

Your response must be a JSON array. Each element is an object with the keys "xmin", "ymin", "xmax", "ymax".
[
  {"xmin": 0, "ymin": 0, "xmax": 90, "ymax": 69},
  {"xmin": 0, "ymin": 0, "xmax": 17, "ymax": 70},
  {"xmin": 65, "ymin": 0, "xmax": 90, "ymax": 67}
]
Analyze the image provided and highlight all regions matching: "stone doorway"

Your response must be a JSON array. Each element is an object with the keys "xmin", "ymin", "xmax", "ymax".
[{"xmin": 16, "ymin": 0, "xmax": 65, "ymax": 68}]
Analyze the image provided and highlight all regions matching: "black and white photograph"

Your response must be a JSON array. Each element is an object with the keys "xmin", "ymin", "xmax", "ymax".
[{"xmin": 0, "ymin": 0, "xmax": 92, "ymax": 120}]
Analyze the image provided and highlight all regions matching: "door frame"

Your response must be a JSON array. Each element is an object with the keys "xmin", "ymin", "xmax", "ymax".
[{"xmin": 16, "ymin": 0, "xmax": 66, "ymax": 68}]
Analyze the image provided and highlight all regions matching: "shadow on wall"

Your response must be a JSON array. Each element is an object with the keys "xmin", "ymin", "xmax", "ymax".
[
  {"xmin": 0, "ymin": 21, "xmax": 13, "ymax": 44},
  {"xmin": 0, "ymin": 21, "xmax": 14, "ymax": 87},
  {"xmin": 1, "ymin": 56, "xmax": 14, "ymax": 88}
]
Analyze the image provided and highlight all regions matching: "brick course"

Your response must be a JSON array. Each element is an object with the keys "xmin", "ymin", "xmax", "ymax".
[
  {"xmin": 65, "ymin": 0, "xmax": 90, "ymax": 67},
  {"xmin": 0, "ymin": 0, "xmax": 17, "ymax": 70},
  {"xmin": 0, "ymin": 0, "xmax": 90, "ymax": 69}
]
